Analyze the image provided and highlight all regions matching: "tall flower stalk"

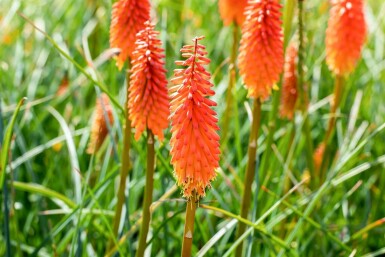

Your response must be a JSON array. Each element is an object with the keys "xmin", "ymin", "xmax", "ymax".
[
  {"xmin": 129, "ymin": 22, "xmax": 170, "ymax": 257},
  {"xmin": 279, "ymin": 41, "xmax": 299, "ymax": 192},
  {"xmin": 169, "ymin": 36, "xmax": 220, "ymax": 257},
  {"xmin": 297, "ymin": 0, "xmax": 316, "ymax": 186},
  {"xmin": 235, "ymin": 0, "xmax": 284, "ymax": 256},
  {"xmin": 108, "ymin": 0, "xmax": 151, "ymax": 251},
  {"xmin": 319, "ymin": 0, "xmax": 366, "ymax": 181}
]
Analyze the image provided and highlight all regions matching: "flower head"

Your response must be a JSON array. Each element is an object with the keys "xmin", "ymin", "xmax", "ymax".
[
  {"xmin": 280, "ymin": 42, "xmax": 298, "ymax": 120},
  {"xmin": 110, "ymin": 0, "xmax": 151, "ymax": 70},
  {"xmin": 169, "ymin": 36, "xmax": 220, "ymax": 199},
  {"xmin": 128, "ymin": 22, "xmax": 169, "ymax": 141},
  {"xmin": 238, "ymin": 0, "xmax": 284, "ymax": 100},
  {"xmin": 87, "ymin": 94, "xmax": 114, "ymax": 154},
  {"xmin": 326, "ymin": 0, "xmax": 366, "ymax": 75},
  {"xmin": 218, "ymin": 0, "xmax": 248, "ymax": 26}
]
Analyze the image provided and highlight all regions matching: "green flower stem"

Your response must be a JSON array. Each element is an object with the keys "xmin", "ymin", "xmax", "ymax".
[
  {"xmin": 109, "ymin": 69, "xmax": 132, "ymax": 251},
  {"xmin": 234, "ymin": 98, "xmax": 262, "ymax": 257},
  {"xmin": 181, "ymin": 192, "xmax": 198, "ymax": 257},
  {"xmin": 297, "ymin": 0, "xmax": 315, "ymax": 185},
  {"xmin": 319, "ymin": 75, "xmax": 344, "ymax": 182},
  {"xmin": 136, "ymin": 130, "xmax": 155, "ymax": 257},
  {"xmin": 222, "ymin": 24, "xmax": 239, "ymax": 145},
  {"xmin": 283, "ymin": 121, "xmax": 296, "ymax": 194}
]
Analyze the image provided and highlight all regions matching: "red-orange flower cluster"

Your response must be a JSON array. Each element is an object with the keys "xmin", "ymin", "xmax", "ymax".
[
  {"xmin": 110, "ymin": 0, "xmax": 151, "ymax": 70},
  {"xmin": 238, "ymin": 0, "xmax": 284, "ymax": 100},
  {"xmin": 87, "ymin": 94, "xmax": 114, "ymax": 154},
  {"xmin": 128, "ymin": 22, "xmax": 169, "ymax": 141},
  {"xmin": 280, "ymin": 42, "xmax": 298, "ymax": 120},
  {"xmin": 326, "ymin": 0, "xmax": 366, "ymax": 75},
  {"xmin": 169, "ymin": 36, "xmax": 220, "ymax": 198},
  {"xmin": 218, "ymin": 0, "xmax": 248, "ymax": 26}
]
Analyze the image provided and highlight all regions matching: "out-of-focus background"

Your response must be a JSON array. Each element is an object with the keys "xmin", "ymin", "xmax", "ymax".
[{"xmin": 1, "ymin": 0, "xmax": 385, "ymax": 256}]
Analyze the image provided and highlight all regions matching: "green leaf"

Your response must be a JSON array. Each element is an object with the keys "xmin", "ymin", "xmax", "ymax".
[
  {"xmin": 12, "ymin": 181, "xmax": 76, "ymax": 208},
  {"xmin": 0, "ymin": 97, "xmax": 26, "ymax": 188},
  {"xmin": 17, "ymin": 12, "xmax": 124, "ymax": 114}
]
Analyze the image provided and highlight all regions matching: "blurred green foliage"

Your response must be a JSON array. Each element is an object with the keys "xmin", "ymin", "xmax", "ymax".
[{"xmin": 1, "ymin": 0, "xmax": 385, "ymax": 256}]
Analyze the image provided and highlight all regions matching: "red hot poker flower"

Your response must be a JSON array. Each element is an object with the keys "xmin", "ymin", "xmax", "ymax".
[
  {"xmin": 326, "ymin": 0, "xmax": 366, "ymax": 75},
  {"xmin": 238, "ymin": 0, "xmax": 284, "ymax": 100},
  {"xmin": 110, "ymin": 0, "xmax": 151, "ymax": 70},
  {"xmin": 128, "ymin": 22, "xmax": 169, "ymax": 141},
  {"xmin": 280, "ymin": 42, "xmax": 298, "ymax": 120},
  {"xmin": 169, "ymin": 36, "xmax": 220, "ymax": 199},
  {"xmin": 218, "ymin": 0, "xmax": 248, "ymax": 26},
  {"xmin": 87, "ymin": 94, "xmax": 114, "ymax": 154}
]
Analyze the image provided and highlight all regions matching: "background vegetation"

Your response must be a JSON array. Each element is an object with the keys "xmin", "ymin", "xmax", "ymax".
[{"xmin": 1, "ymin": 0, "xmax": 385, "ymax": 256}]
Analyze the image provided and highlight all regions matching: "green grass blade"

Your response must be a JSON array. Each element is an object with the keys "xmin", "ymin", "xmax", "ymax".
[
  {"xmin": 263, "ymin": 187, "xmax": 352, "ymax": 252},
  {"xmin": 12, "ymin": 181, "xmax": 76, "ymax": 208},
  {"xmin": 351, "ymin": 218, "xmax": 385, "ymax": 241},
  {"xmin": 362, "ymin": 247, "xmax": 385, "ymax": 257},
  {"xmin": 0, "ymin": 97, "xmax": 26, "ymax": 188},
  {"xmin": 17, "ymin": 12, "xmax": 124, "ymax": 114},
  {"xmin": 197, "ymin": 219, "xmax": 237, "ymax": 257},
  {"xmin": 200, "ymin": 204, "xmax": 297, "ymax": 256},
  {"xmin": 47, "ymin": 106, "xmax": 82, "ymax": 203}
]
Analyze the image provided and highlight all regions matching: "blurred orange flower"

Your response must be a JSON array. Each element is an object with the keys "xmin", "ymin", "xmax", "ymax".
[
  {"xmin": 110, "ymin": 0, "xmax": 151, "ymax": 70},
  {"xmin": 87, "ymin": 94, "xmax": 114, "ymax": 154},
  {"xmin": 238, "ymin": 0, "xmax": 284, "ymax": 100},
  {"xmin": 218, "ymin": 0, "xmax": 248, "ymax": 26},
  {"xmin": 56, "ymin": 73, "xmax": 69, "ymax": 96},
  {"xmin": 128, "ymin": 22, "xmax": 169, "ymax": 141},
  {"xmin": 169, "ymin": 36, "xmax": 220, "ymax": 198},
  {"xmin": 280, "ymin": 42, "xmax": 298, "ymax": 120},
  {"xmin": 326, "ymin": 0, "xmax": 366, "ymax": 75},
  {"xmin": 314, "ymin": 143, "xmax": 325, "ymax": 171}
]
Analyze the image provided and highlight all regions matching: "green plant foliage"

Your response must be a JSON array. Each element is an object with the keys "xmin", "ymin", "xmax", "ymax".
[{"xmin": 0, "ymin": 0, "xmax": 385, "ymax": 256}]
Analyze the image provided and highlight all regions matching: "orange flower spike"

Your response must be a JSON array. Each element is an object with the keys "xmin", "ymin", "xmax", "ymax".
[
  {"xmin": 218, "ymin": 0, "xmax": 248, "ymax": 26},
  {"xmin": 87, "ymin": 94, "xmax": 114, "ymax": 154},
  {"xmin": 280, "ymin": 42, "xmax": 298, "ymax": 120},
  {"xmin": 238, "ymin": 0, "xmax": 284, "ymax": 100},
  {"xmin": 169, "ymin": 36, "xmax": 220, "ymax": 199},
  {"xmin": 128, "ymin": 22, "xmax": 169, "ymax": 141},
  {"xmin": 110, "ymin": 0, "xmax": 151, "ymax": 70},
  {"xmin": 326, "ymin": 0, "xmax": 366, "ymax": 75}
]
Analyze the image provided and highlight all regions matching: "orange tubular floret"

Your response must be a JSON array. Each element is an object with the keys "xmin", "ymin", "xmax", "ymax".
[
  {"xmin": 169, "ymin": 37, "xmax": 220, "ymax": 199},
  {"xmin": 110, "ymin": 0, "xmax": 150, "ymax": 70},
  {"xmin": 87, "ymin": 94, "xmax": 114, "ymax": 154},
  {"xmin": 280, "ymin": 42, "xmax": 298, "ymax": 120},
  {"xmin": 326, "ymin": 0, "xmax": 366, "ymax": 75},
  {"xmin": 218, "ymin": 0, "xmax": 248, "ymax": 26},
  {"xmin": 238, "ymin": 0, "xmax": 284, "ymax": 100},
  {"xmin": 128, "ymin": 22, "xmax": 169, "ymax": 141}
]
